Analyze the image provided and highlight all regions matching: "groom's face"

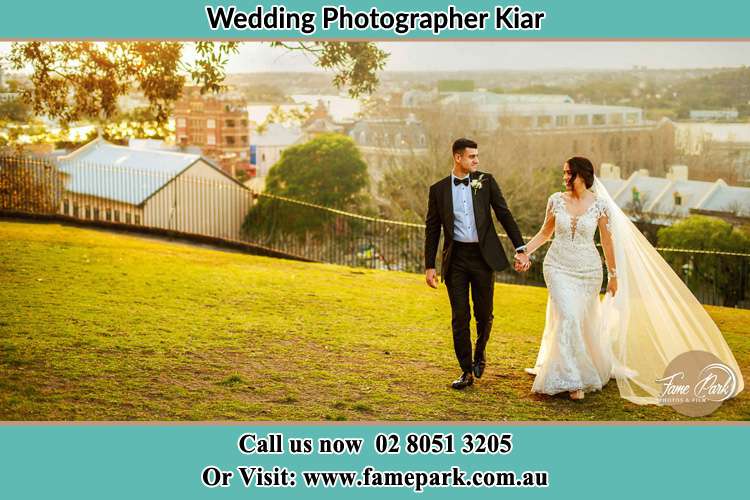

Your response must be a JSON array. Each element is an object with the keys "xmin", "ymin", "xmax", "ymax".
[{"xmin": 455, "ymin": 147, "xmax": 479, "ymax": 174}]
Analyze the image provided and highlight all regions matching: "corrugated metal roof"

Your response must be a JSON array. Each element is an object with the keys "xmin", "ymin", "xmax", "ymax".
[
  {"xmin": 612, "ymin": 175, "xmax": 671, "ymax": 208},
  {"xmin": 251, "ymin": 123, "xmax": 303, "ymax": 147},
  {"xmin": 57, "ymin": 138, "xmax": 200, "ymax": 206},
  {"xmin": 700, "ymin": 185, "xmax": 750, "ymax": 216},
  {"xmin": 648, "ymin": 179, "xmax": 715, "ymax": 217}
]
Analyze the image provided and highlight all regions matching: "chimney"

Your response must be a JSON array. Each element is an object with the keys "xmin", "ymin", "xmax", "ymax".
[
  {"xmin": 666, "ymin": 165, "xmax": 689, "ymax": 182},
  {"xmin": 599, "ymin": 163, "xmax": 621, "ymax": 180}
]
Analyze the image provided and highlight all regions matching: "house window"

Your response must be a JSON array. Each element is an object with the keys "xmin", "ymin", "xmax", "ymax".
[
  {"xmin": 207, "ymin": 135, "xmax": 216, "ymax": 145},
  {"xmin": 207, "ymin": 119, "xmax": 216, "ymax": 129},
  {"xmin": 73, "ymin": 204, "xmax": 79, "ymax": 218},
  {"xmin": 225, "ymin": 119, "xmax": 235, "ymax": 128},
  {"xmin": 673, "ymin": 192, "xmax": 682, "ymax": 206},
  {"xmin": 261, "ymin": 153, "xmax": 266, "ymax": 162},
  {"xmin": 574, "ymin": 115, "xmax": 589, "ymax": 126},
  {"xmin": 93, "ymin": 207, "xmax": 100, "ymax": 220},
  {"xmin": 177, "ymin": 118, "xmax": 186, "ymax": 128},
  {"xmin": 592, "ymin": 114, "xmax": 606, "ymax": 125},
  {"xmin": 241, "ymin": 119, "xmax": 248, "ymax": 127},
  {"xmin": 125, "ymin": 213, "xmax": 132, "ymax": 224},
  {"xmin": 226, "ymin": 136, "xmax": 236, "ymax": 145},
  {"xmin": 114, "ymin": 210, "xmax": 120, "ymax": 222},
  {"xmin": 241, "ymin": 136, "xmax": 248, "ymax": 144},
  {"xmin": 537, "ymin": 116, "xmax": 552, "ymax": 128},
  {"xmin": 63, "ymin": 199, "xmax": 69, "ymax": 215},
  {"xmin": 85, "ymin": 206, "xmax": 91, "ymax": 219},
  {"xmin": 555, "ymin": 116, "xmax": 569, "ymax": 127},
  {"xmin": 134, "ymin": 214, "xmax": 141, "ymax": 225},
  {"xmin": 106, "ymin": 209, "xmax": 112, "ymax": 221}
]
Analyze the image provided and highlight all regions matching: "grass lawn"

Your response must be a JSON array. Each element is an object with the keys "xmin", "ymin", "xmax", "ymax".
[{"xmin": 1, "ymin": 219, "xmax": 748, "ymax": 421}]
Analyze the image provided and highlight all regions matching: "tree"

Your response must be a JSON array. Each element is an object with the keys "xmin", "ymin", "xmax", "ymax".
[
  {"xmin": 0, "ymin": 97, "xmax": 31, "ymax": 122},
  {"xmin": 243, "ymin": 133, "xmax": 371, "ymax": 238},
  {"xmin": 5, "ymin": 41, "xmax": 387, "ymax": 126},
  {"xmin": 657, "ymin": 216, "xmax": 750, "ymax": 307},
  {"xmin": 0, "ymin": 156, "xmax": 63, "ymax": 213}
]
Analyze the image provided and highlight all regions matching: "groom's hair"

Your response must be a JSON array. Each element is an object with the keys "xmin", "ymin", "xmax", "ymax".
[
  {"xmin": 567, "ymin": 156, "xmax": 595, "ymax": 189},
  {"xmin": 452, "ymin": 138, "xmax": 478, "ymax": 156}
]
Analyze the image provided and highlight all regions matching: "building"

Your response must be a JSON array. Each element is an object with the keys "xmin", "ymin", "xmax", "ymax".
[
  {"xmin": 56, "ymin": 138, "xmax": 251, "ymax": 239},
  {"xmin": 599, "ymin": 163, "xmax": 750, "ymax": 225},
  {"xmin": 349, "ymin": 116, "xmax": 429, "ymax": 181},
  {"xmin": 674, "ymin": 122, "xmax": 750, "ymax": 184},
  {"xmin": 127, "ymin": 138, "xmax": 201, "ymax": 155},
  {"xmin": 689, "ymin": 109, "xmax": 739, "ymax": 121},
  {"xmin": 442, "ymin": 95, "xmax": 641, "ymax": 131},
  {"xmin": 173, "ymin": 87, "xmax": 251, "ymax": 178},
  {"xmin": 250, "ymin": 123, "xmax": 303, "ymax": 177},
  {"xmin": 440, "ymin": 91, "xmax": 574, "ymax": 107}
]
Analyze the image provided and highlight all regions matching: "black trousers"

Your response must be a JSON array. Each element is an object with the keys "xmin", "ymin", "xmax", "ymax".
[{"xmin": 444, "ymin": 241, "xmax": 495, "ymax": 373}]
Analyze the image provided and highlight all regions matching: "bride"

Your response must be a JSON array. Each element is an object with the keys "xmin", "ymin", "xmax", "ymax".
[{"xmin": 518, "ymin": 157, "xmax": 744, "ymax": 403}]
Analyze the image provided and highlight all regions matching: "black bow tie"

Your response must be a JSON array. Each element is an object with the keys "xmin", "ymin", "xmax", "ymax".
[{"xmin": 454, "ymin": 177, "xmax": 470, "ymax": 186}]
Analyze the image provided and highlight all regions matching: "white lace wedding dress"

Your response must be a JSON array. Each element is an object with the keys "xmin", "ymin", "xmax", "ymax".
[
  {"xmin": 526, "ymin": 191, "xmax": 613, "ymax": 395},
  {"xmin": 526, "ymin": 181, "xmax": 743, "ymax": 403}
]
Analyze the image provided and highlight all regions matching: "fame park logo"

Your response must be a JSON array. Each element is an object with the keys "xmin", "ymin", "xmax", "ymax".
[{"xmin": 656, "ymin": 350, "xmax": 739, "ymax": 417}]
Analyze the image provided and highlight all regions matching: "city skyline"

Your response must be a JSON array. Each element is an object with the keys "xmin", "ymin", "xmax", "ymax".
[{"xmin": 2, "ymin": 42, "xmax": 750, "ymax": 74}]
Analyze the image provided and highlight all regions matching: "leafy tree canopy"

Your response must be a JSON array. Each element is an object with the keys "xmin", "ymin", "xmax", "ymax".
[
  {"xmin": 265, "ymin": 133, "xmax": 369, "ymax": 210},
  {"xmin": 5, "ymin": 41, "xmax": 387, "ymax": 126}
]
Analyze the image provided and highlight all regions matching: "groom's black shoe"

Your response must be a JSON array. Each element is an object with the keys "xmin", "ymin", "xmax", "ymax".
[
  {"xmin": 473, "ymin": 358, "xmax": 486, "ymax": 379},
  {"xmin": 451, "ymin": 371, "xmax": 474, "ymax": 390}
]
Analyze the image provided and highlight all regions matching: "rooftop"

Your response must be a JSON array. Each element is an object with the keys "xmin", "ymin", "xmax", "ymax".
[{"xmin": 57, "ymin": 138, "xmax": 203, "ymax": 206}]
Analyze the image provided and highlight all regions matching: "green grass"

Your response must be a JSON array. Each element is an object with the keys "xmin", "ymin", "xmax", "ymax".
[{"xmin": 1, "ymin": 219, "xmax": 748, "ymax": 421}]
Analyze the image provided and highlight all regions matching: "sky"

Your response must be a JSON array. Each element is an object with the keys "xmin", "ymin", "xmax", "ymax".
[{"xmin": 2, "ymin": 41, "xmax": 750, "ymax": 73}]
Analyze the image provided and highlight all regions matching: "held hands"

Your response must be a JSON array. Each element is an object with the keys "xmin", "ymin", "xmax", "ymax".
[
  {"xmin": 425, "ymin": 268, "xmax": 438, "ymax": 288},
  {"xmin": 514, "ymin": 252, "xmax": 531, "ymax": 273}
]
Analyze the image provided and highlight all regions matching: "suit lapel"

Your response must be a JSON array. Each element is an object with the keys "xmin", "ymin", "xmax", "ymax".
[
  {"xmin": 470, "ymin": 172, "xmax": 486, "ymax": 230},
  {"xmin": 443, "ymin": 176, "xmax": 454, "ymax": 238}
]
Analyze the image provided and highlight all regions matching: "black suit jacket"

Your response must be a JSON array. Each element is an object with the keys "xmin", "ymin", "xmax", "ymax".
[{"xmin": 424, "ymin": 171, "xmax": 524, "ymax": 280}]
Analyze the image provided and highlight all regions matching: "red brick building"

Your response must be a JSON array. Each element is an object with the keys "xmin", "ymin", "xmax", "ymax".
[{"xmin": 174, "ymin": 87, "xmax": 252, "ymax": 178}]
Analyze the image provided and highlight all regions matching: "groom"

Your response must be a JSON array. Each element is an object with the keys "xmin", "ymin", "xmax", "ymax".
[{"xmin": 425, "ymin": 138, "xmax": 529, "ymax": 389}]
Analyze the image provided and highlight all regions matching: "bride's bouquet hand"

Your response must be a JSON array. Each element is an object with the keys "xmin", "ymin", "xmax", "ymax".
[{"xmin": 607, "ymin": 277, "xmax": 618, "ymax": 297}]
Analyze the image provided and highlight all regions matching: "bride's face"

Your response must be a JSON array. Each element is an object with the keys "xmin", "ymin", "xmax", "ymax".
[
  {"xmin": 563, "ymin": 162, "xmax": 583, "ymax": 191},
  {"xmin": 563, "ymin": 163, "xmax": 573, "ymax": 191}
]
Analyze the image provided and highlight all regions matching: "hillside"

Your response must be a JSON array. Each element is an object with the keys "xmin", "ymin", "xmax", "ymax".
[{"xmin": 0, "ymin": 219, "xmax": 748, "ymax": 421}]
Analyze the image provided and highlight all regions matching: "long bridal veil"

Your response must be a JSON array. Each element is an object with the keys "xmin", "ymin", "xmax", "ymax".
[{"xmin": 593, "ymin": 177, "xmax": 744, "ymax": 405}]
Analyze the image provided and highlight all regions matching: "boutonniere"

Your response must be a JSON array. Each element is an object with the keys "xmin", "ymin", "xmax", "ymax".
[{"xmin": 470, "ymin": 174, "xmax": 485, "ymax": 195}]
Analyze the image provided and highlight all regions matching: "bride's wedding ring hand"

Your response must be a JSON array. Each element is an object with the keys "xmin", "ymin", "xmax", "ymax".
[
  {"xmin": 607, "ymin": 277, "xmax": 618, "ymax": 296},
  {"xmin": 514, "ymin": 252, "xmax": 531, "ymax": 273}
]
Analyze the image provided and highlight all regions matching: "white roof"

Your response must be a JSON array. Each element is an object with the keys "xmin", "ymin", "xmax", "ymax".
[
  {"xmin": 480, "ymin": 102, "xmax": 642, "ymax": 116},
  {"xmin": 57, "ymin": 138, "xmax": 203, "ymax": 206},
  {"xmin": 700, "ymin": 185, "xmax": 750, "ymax": 216},
  {"xmin": 600, "ymin": 169, "xmax": 750, "ymax": 219},
  {"xmin": 251, "ymin": 123, "xmax": 302, "ymax": 147},
  {"xmin": 647, "ymin": 179, "xmax": 715, "ymax": 217},
  {"xmin": 441, "ymin": 91, "xmax": 573, "ymax": 105}
]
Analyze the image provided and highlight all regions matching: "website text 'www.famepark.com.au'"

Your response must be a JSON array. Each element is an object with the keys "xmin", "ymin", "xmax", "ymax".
[{"xmin": 202, "ymin": 465, "xmax": 549, "ymax": 492}]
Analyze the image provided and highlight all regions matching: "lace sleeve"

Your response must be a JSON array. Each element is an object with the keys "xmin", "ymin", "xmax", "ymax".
[
  {"xmin": 596, "ymin": 197, "xmax": 614, "ymax": 238},
  {"xmin": 547, "ymin": 192, "xmax": 559, "ymax": 217}
]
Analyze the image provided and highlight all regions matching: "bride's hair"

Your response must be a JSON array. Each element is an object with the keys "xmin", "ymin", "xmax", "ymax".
[{"xmin": 566, "ymin": 156, "xmax": 595, "ymax": 189}]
